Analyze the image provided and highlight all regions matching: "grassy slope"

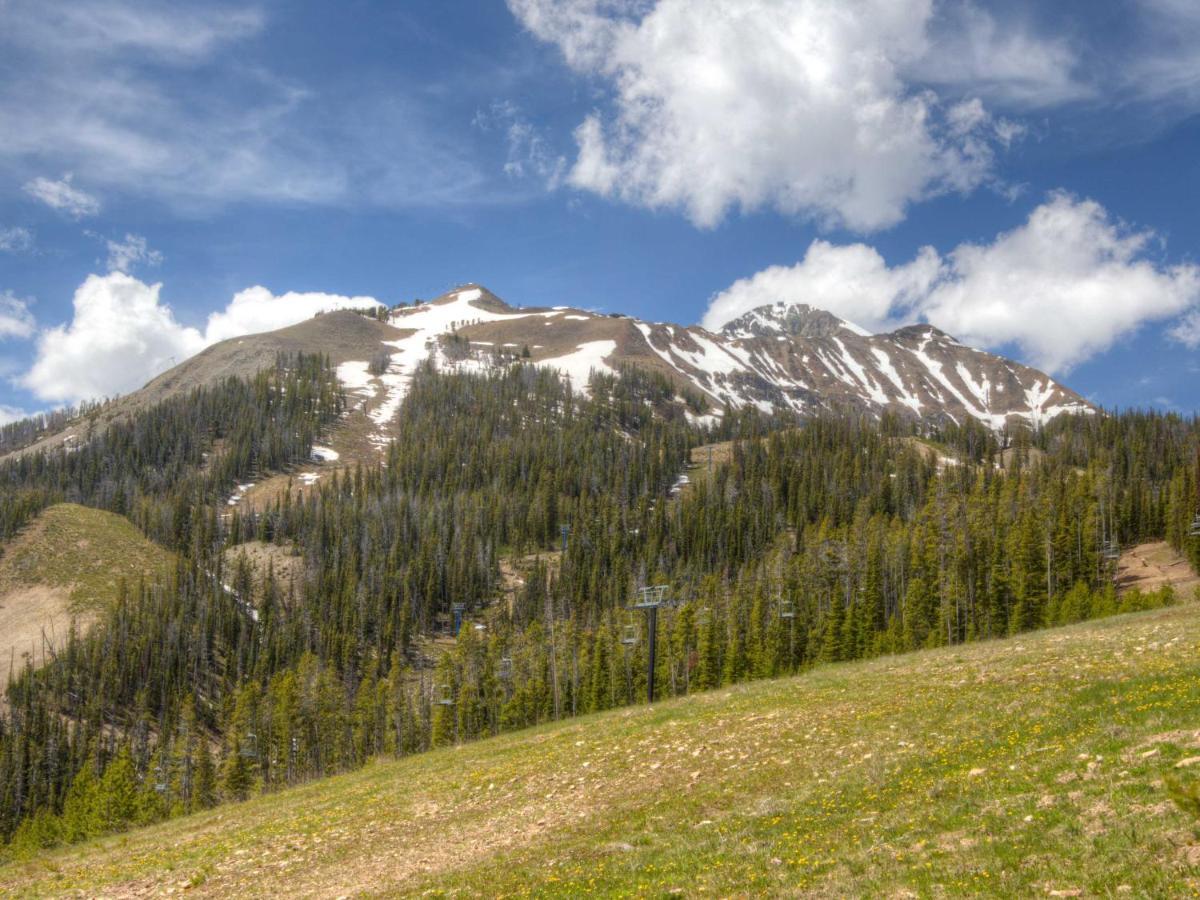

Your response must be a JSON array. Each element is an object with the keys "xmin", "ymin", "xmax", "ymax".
[
  {"xmin": 4, "ymin": 604, "xmax": 1200, "ymax": 897},
  {"xmin": 0, "ymin": 504, "xmax": 174, "ymax": 669},
  {"xmin": 0, "ymin": 503, "xmax": 174, "ymax": 614}
]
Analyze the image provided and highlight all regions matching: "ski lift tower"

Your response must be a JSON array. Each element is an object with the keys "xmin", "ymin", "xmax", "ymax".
[
  {"xmin": 778, "ymin": 597, "xmax": 797, "ymax": 667},
  {"xmin": 627, "ymin": 585, "xmax": 678, "ymax": 704},
  {"xmin": 1191, "ymin": 447, "xmax": 1200, "ymax": 538}
]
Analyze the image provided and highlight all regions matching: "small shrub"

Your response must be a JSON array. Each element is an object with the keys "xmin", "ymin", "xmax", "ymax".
[{"xmin": 368, "ymin": 350, "xmax": 392, "ymax": 376}]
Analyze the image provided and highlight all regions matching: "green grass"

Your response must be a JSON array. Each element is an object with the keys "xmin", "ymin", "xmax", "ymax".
[
  {"xmin": 4, "ymin": 604, "xmax": 1200, "ymax": 897},
  {"xmin": 0, "ymin": 503, "xmax": 174, "ymax": 614}
]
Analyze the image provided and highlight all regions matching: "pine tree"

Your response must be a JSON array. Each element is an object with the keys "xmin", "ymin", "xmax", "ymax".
[
  {"xmin": 95, "ymin": 748, "xmax": 139, "ymax": 834},
  {"xmin": 193, "ymin": 745, "xmax": 217, "ymax": 812},
  {"xmin": 222, "ymin": 740, "xmax": 253, "ymax": 803},
  {"xmin": 60, "ymin": 757, "xmax": 100, "ymax": 843}
]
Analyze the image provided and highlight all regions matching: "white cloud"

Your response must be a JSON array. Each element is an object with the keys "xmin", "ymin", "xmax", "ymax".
[
  {"xmin": 1169, "ymin": 311, "xmax": 1200, "ymax": 348},
  {"xmin": 0, "ymin": 226, "xmax": 34, "ymax": 253},
  {"xmin": 475, "ymin": 101, "xmax": 567, "ymax": 187},
  {"xmin": 202, "ymin": 286, "xmax": 382, "ymax": 345},
  {"xmin": 20, "ymin": 273, "xmax": 383, "ymax": 404},
  {"xmin": 103, "ymin": 233, "xmax": 163, "ymax": 273},
  {"xmin": 705, "ymin": 193, "xmax": 1200, "ymax": 373},
  {"xmin": 914, "ymin": 2, "xmax": 1089, "ymax": 108},
  {"xmin": 509, "ymin": 0, "xmax": 1077, "ymax": 230},
  {"xmin": 0, "ymin": 292, "xmax": 36, "ymax": 340},
  {"xmin": 1124, "ymin": 0, "xmax": 1200, "ymax": 105},
  {"xmin": 919, "ymin": 195, "xmax": 1200, "ymax": 371},
  {"xmin": 0, "ymin": 1, "xmax": 503, "ymax": 213},
  {"xmin": 0, "ymin": 405, "xmax": 32, "ymax": 427},
  {"xmin": 703, "ymin": 242, "xmax": 941, "ymax": 335},
  {"xmin": 19, "ymin": 1, "xmax": 265, "ymax": 59},
  {"xmin": 21, "ymin": 274, "xmax": 204, "ymax": 403},
  {"xmin": 22, "ymin": 174, "xmax": 101, "ymax": 219}
]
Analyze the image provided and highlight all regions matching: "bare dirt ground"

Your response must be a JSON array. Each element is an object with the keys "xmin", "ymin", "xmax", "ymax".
[
  {"xmin": 0, "ymin": 584, "xmax": 88, "ymax": 674},
  {"xmin": 223, "ymin": 541, "xmax": 307, "ymax": 598},
  {"xmin": 0, "ymin": 504, "xmax": 173, "ymax": 681},
  {"xmin": 1117, "ymin": 541, "xmax": 1200, "ymax": 598}
]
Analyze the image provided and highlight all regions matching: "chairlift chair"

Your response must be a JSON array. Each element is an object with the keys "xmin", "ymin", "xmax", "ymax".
[
  {"xmin": 498, "ymin": 657, "xmax": 513, "ymax": 680},
  {"xmin": 1189, "ymin": 514, "xmax": 1200, "ymax": 537},
  {"xmin": 436, "ymin": 683, "xmax": 455, "ymax": 706},
  {"xmin": 779, "ymin": 599, "xmax": 796, "ymax": 620},
  {"xmin": 621, "ymin": 623, "xmax": 639, "ymax": 646}
]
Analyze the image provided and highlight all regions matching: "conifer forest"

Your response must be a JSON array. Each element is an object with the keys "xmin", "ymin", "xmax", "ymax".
[{"xmin": 0, "ymin": 354, "xmax": 1195, "ymax": 855}]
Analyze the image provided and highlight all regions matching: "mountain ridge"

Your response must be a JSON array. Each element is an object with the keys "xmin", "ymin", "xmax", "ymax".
[{"xmin": 1, "ymin": 283, "xmax": 1092, "ymax": 462}]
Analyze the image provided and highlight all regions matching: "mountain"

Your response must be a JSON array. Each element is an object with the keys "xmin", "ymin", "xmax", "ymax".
[
  {"xmin": 1, "ymin": 284, "xmax": 1090, "ymax": 464},
  {"xmin": 371, "ymin": 286, "xmax": 1091, "ymax": 433}
]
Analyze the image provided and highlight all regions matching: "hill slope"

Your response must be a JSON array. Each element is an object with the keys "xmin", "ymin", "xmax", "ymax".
[
  {"xmin": 0, "ymin": 504, "xmax": 174, "ymax": 670},
  {"xmin": 4, "ymin": 603, "xmax": 1198, "ymax": 897}
]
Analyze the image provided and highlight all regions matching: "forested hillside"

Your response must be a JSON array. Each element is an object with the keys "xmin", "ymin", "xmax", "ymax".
[{"xmin": 0, "ymin": 355, "xmax": 1196, "ymax": 857}]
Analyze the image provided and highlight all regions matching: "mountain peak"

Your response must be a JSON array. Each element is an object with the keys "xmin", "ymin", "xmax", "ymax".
[
  {"xmin": 425, "ymin": 284, "xmax": 514, "ymax": 314},
  {"xmin": 719, "ymin": 302, "xmax": 871, "ymax": 340},
  {"xmin": 889, "ymin": 322, "xmax": 960, "ymax": 346}
]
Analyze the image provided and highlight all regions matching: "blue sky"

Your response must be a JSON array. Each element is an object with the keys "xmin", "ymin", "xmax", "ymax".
[{"xmin": 0, "ymin": 0, "xmax": 1198, "ymax": 418}]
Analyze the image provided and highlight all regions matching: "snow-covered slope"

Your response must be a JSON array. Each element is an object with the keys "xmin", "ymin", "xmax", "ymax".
[
  {"xmin": 324, "ymin": 286, "xmax": 1091, "ymax": 445},
  {"xmin": 647, "ymin": 301, "xmax": 1092, "ymax": 428}
]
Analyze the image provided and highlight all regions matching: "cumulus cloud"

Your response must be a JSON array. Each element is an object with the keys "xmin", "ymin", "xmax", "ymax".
[
  {"xmin": 705, "ymin": 193, "xmax": 1200, "ymax": 373},
  {"xmin": 0, "ymin": 226, "xmax": 34, "ymax": 253},
  {"xmin": 21, "ymin": 274, "xmax": 205, "ymax": 403},
  {"xmin": 20, "ymin": 274, "xmax": 383, "ymax": 404},
  {"xmin": 704, "ymin": 242, "xmax": 941, "ymax": 335},
  {"xmin": 508, "ymin": 0, "xmax": 1077, "ymax": 230},
  {"xmin": 102, "ymin": 233, "xmax": 164, "ymax": 273},
  {"xmin": 0, "ymin": 292, "xmax": 36, "ymax": 340},
  {"xmin": 22, "ymin": 174, "xmax": 101, "ymax": 219}
]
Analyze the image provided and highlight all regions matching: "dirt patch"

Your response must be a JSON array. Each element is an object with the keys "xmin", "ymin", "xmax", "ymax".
[
  {"xmin": 0, "ymin": 584, "xmax": 91, "ymax": 674},
  {"xmin": 498, "ymin": 551, "xmax": 561, "ymax": 614},
  {"xmin": 223, "ymin": 542, "xmax": 307, "ymax": 597},
  {"xmin": 0, "ymin": 504, "xmax": 174, "ymax": 683},
  {"xmin": 1116, "ymin": 542, "xmax": 1200, "ymax": 598}
]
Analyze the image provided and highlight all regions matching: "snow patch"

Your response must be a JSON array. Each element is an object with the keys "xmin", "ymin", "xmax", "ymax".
[
  {"xmin": 536, "ymin": 340, "xmax": 618, "ymax": 391},
  {"xmin": 869, "ymin": 347, "xmax": 921, "ymax": 414},
  {"xmin": 227, "ymin": 482, "xmax": 255, "ymax": 507}
]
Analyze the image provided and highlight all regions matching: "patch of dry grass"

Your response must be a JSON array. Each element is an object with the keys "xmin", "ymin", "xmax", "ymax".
[{"xmin": 0, "ymin": 504, "xmax": 174, "ymax": 672}]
